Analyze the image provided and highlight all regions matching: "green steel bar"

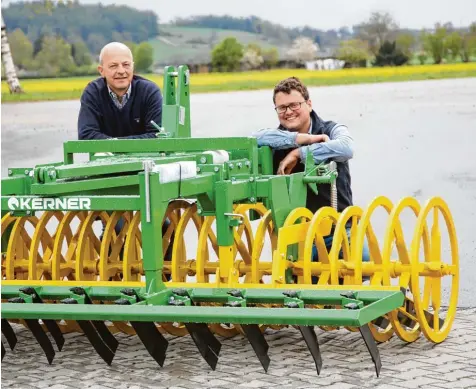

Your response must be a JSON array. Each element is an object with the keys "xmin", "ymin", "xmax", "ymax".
[
  {"xmin": 30, "ymin": 175, "xmax": 139, "ymax": 195},
  {"xmin": 53, "ymin": 156, "xmax": 196, "ymax": 180},
  {"xmin": 0, "ymin": 295, "xmax": 400, "ymax": 326},
  {"xmin": 62, "ymin": 138, "xmax": 259, "ymax": 162},
  {"xmin": 1, "ymin": 285, "xmax": 145, "ymax": 301},
  {"xmin": 138, "ymin": 170, "xmax": 168, "ymax": 294}
]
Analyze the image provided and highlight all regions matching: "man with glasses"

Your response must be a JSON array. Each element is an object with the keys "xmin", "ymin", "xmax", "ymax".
[{"xmin": 253, "ymin": 77, "xmax": 369, "ymax": 277}]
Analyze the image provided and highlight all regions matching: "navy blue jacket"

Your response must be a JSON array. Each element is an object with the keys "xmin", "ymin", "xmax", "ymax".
[{"xmin": 78, "ymin": 75, "xmax": 162, "ymax": 140}]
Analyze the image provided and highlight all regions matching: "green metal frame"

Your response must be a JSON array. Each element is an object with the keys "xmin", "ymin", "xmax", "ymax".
[{"xmin": 1, "ymin": 65, "xmax": 403, "ymax": 376}]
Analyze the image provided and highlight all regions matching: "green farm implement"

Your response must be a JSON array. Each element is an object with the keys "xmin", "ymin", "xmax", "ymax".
[{"xmin": 1, "ymin": 66, "xmax": 459, "ymax": 376}]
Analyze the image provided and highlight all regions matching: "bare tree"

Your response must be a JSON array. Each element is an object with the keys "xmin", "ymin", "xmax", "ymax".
[
  {"xmin": 354, "ymin": 12, "xmax": 399, "ymax": 55},
  {"xmin": 1, "ymin": 15, "xmax": 23, "ymax": 93}
]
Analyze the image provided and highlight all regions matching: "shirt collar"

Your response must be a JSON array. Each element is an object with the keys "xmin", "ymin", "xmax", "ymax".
[
  {"xmin": 108, "ymin": 82, "xmax": 132, "ymax": 101},
  {"xmin": 307, "ymin": 117, "xmax": 313, "ymax": 134}
]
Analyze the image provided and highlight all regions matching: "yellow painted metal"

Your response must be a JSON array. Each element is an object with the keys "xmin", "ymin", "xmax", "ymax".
[
  {"xmin": 1, "ymin": 196, "xmax": 460, "ymax": 343},
  {"xmin": 410, "ymin": 197, "xmax": 459, "ymax": 344}
]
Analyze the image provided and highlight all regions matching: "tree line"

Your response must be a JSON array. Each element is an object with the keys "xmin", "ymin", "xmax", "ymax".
[{"xmin": 2, "ymin": 0, "xmax": 157, "ymax": 76}]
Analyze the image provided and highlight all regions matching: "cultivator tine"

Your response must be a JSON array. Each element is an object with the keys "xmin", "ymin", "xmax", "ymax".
[
  {"xmin": 18, "ymin": 287, "xmax": 65, "ymax": 351},
  {"xmin": 69, "ymin": 287, "xmax": 118, "ymax": 353},
  {"xmin": 1, "ymin": 319, "xmax": 18, "ymax": 351},
  {"xmin": 131, "ymin": 321, "xmax": 169, "ymax": 367},
  {"xmin": 185, "ymin": 323, "xmax": 221, "ymax": 370},
  {"xmin": 8, "ymin": 298, "xmax": 56, "ymax": 364},
  {"xmin": 61, "ymin": 298, "xmax": 115, "ymax": 365},
  {"xmin": 90, "ymin": 321, "xmax": 118, "ymax": 353},
  {"xmin": 359, "ymin": 324, "xmax": 382, "ymax": 377},
  {"xmin": 298, "ymin": 326, "xmax": 322, "ymax": 375},
  {"xmin": 241, "ymin": 325, "xmax": 270, "ymax": 372}
]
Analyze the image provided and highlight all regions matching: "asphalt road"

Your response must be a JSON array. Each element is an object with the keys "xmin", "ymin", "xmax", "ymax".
[{"xmin": 1, "ymin": 78, "xmax": 475, "ymax": 307}]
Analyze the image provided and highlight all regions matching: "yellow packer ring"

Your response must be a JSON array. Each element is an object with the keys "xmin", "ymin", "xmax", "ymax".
[
  {"xmin": 99, "ymin": 211, "xmax": 132, "ymax": 281},
  {"xmin": 122, "ymin": 211, "xmax": 143, "ymax": 282},
  {"xmin": 51, "ymin": 211, "xmax": 87, "ymax": 280},
  {"xmin": 76, "ymin": 211, "xmax": 110, "ymax": 281},
  {"xmin": 250, "ymin": 210, "xmax": 276, "ymax": 284},
  {"xmin": 383, "ymin": 197, "xmax": 424, "ymax": 343},
  {"xmin": 302, "ymin": 206, "xmax": 339, "ymax": 285},
  {"xmin": 349, "ymin": 198, "xmax": 396, "ymax": 341},
  {"xmin": 162, "ymin": 200, "xmax": 192, "ymax": 280},
  {"xmin": 4, "ymin": 214, "xmax": 39, "ymax": 280},
  {"xmin": 29, "ymin": 211, "xmax": 67, "ymax": 280},
  {"xmin": 410, "ymin": 197, "xmax": 459, "ymax": 343}
]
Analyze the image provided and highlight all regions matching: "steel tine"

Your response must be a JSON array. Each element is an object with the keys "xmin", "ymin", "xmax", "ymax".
[
  {"xmin": 77, "ymin": 321, "xmax": 115, "ymax": 366},
  {"xmin": 298, "ymin": 326, "xmax": 322, "ymax": 375},
  {"xmin": 24, "ymin": 319, "xmax": 56, "ymax": 365},
  {"xmin": 185, "ymin": 323, "xmax": 221, "ymax": 370},
  {"xmin": 91, "ymin": 320, "xmax": 118, "ymax": 353},
  {"xmin": 61, "ymin": 298, "xmax": 115, "ymax": 365},
  {"xmin": 1, "ymin": 341, "xmax": 5, "ymax": 361},
  {"xmin": 8, "ymin": 297, "xmax": 55, "ymax": 364},
  {"xmin": 42, "ymin": 320, "xmax": 65, "ymax": 352},
  {"xmin": 359, "ymin": 324, "xmax": 382, "ymax": 377},
  {"xmin": 241, "ymin": 324, "xmax": 270, "ymax": 372},
  {"xmin": 17, "ymin": 288, "xmax": 66, "ymax": 352},
  {"xmin": 131, "ymin": 321, "xmax": 168, "ymax": 367},
  {"xmin": 1, "ymin": 319, "xmax": 18, "ymax": 350}
]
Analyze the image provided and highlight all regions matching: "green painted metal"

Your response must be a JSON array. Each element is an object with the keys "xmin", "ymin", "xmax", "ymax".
[
  {"xmin": 0, "ymin": 64, "xmax": 403, "ymax": 336},
  {"xmin": 1, "ymin": 287, "xmax": 403, "ymax": 327}
]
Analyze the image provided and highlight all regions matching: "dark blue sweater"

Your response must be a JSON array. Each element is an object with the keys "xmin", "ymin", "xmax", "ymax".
[{"xmin": 78, "ymin": 75, "xmax": 162, "ymax": 140}]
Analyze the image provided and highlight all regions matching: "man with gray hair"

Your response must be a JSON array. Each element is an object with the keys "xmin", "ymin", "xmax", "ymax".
[{"xmin": 78, "ymin": 42, "xmax": 162, "ymax": 140}]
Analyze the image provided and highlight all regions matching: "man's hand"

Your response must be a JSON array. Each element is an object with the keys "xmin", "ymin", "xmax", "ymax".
[{"xmin": 278, "ymin": 148, "xmax": 301, "ymax": 175}]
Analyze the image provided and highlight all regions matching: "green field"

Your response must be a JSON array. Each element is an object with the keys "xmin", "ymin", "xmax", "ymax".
[{"xmin": 2, "ymin": 63, "xmax": 476, "ymax": 103}]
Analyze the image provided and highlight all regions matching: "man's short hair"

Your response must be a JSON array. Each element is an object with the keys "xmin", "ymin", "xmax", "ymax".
[{"xmin": 273, "ymin": 77, "xmax": 310, "ymax": 103}]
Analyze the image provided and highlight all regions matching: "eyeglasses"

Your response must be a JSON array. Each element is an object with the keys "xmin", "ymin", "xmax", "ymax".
[{"xmin": 275, "ymin": 101, "xmax": 307, "ymax": 114}]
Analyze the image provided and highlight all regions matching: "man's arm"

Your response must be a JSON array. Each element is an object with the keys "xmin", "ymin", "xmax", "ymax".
[
  {"xmin": 252, "ymin": 128, "xmax": 328, "ymax": 149},
  {"xmin": 78, "ymin": 91, "xmax": 110, "ymax": 140},
  {"xmin": 299, "ymin": 124, "xmax": 354, "ymax": 164}
]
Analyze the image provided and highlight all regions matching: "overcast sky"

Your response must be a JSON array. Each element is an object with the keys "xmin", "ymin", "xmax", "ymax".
[{"xmin": 3, "ymin": 0, "xmax": 475, "ymax": 30}]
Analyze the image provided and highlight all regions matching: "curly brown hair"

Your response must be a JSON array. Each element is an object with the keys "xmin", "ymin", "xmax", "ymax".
[{"xmin": 273, "ymin": 77, "xmax": 310, "ymax": 103}]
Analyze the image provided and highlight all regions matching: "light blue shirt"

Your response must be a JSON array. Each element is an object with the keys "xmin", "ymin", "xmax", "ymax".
[{"xmin": 251, "ymin": 121, "xmax": 354, "ymax": 164}]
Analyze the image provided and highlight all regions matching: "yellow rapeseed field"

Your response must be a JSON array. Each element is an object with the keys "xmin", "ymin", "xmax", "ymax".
[{"xmin": 2, "ymin": 62, "xmax": 475, "ymax": 99}]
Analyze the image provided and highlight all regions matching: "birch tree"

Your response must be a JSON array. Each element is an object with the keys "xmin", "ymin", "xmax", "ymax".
[{"xmin": 1, "ymin": 15, "xmax": 23, "ymax": 93}]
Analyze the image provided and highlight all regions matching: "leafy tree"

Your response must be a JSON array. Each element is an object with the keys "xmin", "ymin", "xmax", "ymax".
[
  {"xmin": 2, "ymin": 2, "xmax": 159, "ymax": 54},
  {"xmin": 461, "ymin": 22, "xmax": 476, "ymax": 62},
  {"xmin": 422, "ymin": 26, "xmax": 448, "ymax": 64},
  {"xmin": 32, "ymin": 35, "xmax": 76, "ymax": 76},
  {"xmin": 71, "ymin": 39, "xmax": 92, "ymax": 66},
  {"xmin": 373, "ymin": 40, "xmax": 409, "ymax": 66},
  {"xmin": 395, "ymin": 33, "xmax": 416, "ymax": 58},
  {"xmin": 445, "ymin": 32, "xmax": 463, "ymax": 60},
  {"xmin": 8, "ymin": 28, "xmax": 33, "ymax": 69},
  {"xmin": 354, "ymin": 12, "xmax": 399, "ymax": 55},
  {"xmin": 134, "ymin": 42, "xmax": 154, "ymax": 72},
  {"xmin": 211, "ymin": 37, "xmax": 244, "ymax": 72},
  {"xmin": 124, "ymin": 41, "xmax": 138, "ymax": 58},
  {"xmin": 336, "ymin": 39, "xmax": 370, "ymax": 67},
  {"xmin": 288, "ymin": 36, "xmax": 318, "ymax": 63},
  {"xmin": 87, "ymin": 33, "xmax": 107, "ymax": 56},
  {"xmin": 262, "ymin": 47, "xmax": 279, "ymax": 69},
  {"xmin": 417, "ymin": 51, "xmax": 429, "ymax": 64}
]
